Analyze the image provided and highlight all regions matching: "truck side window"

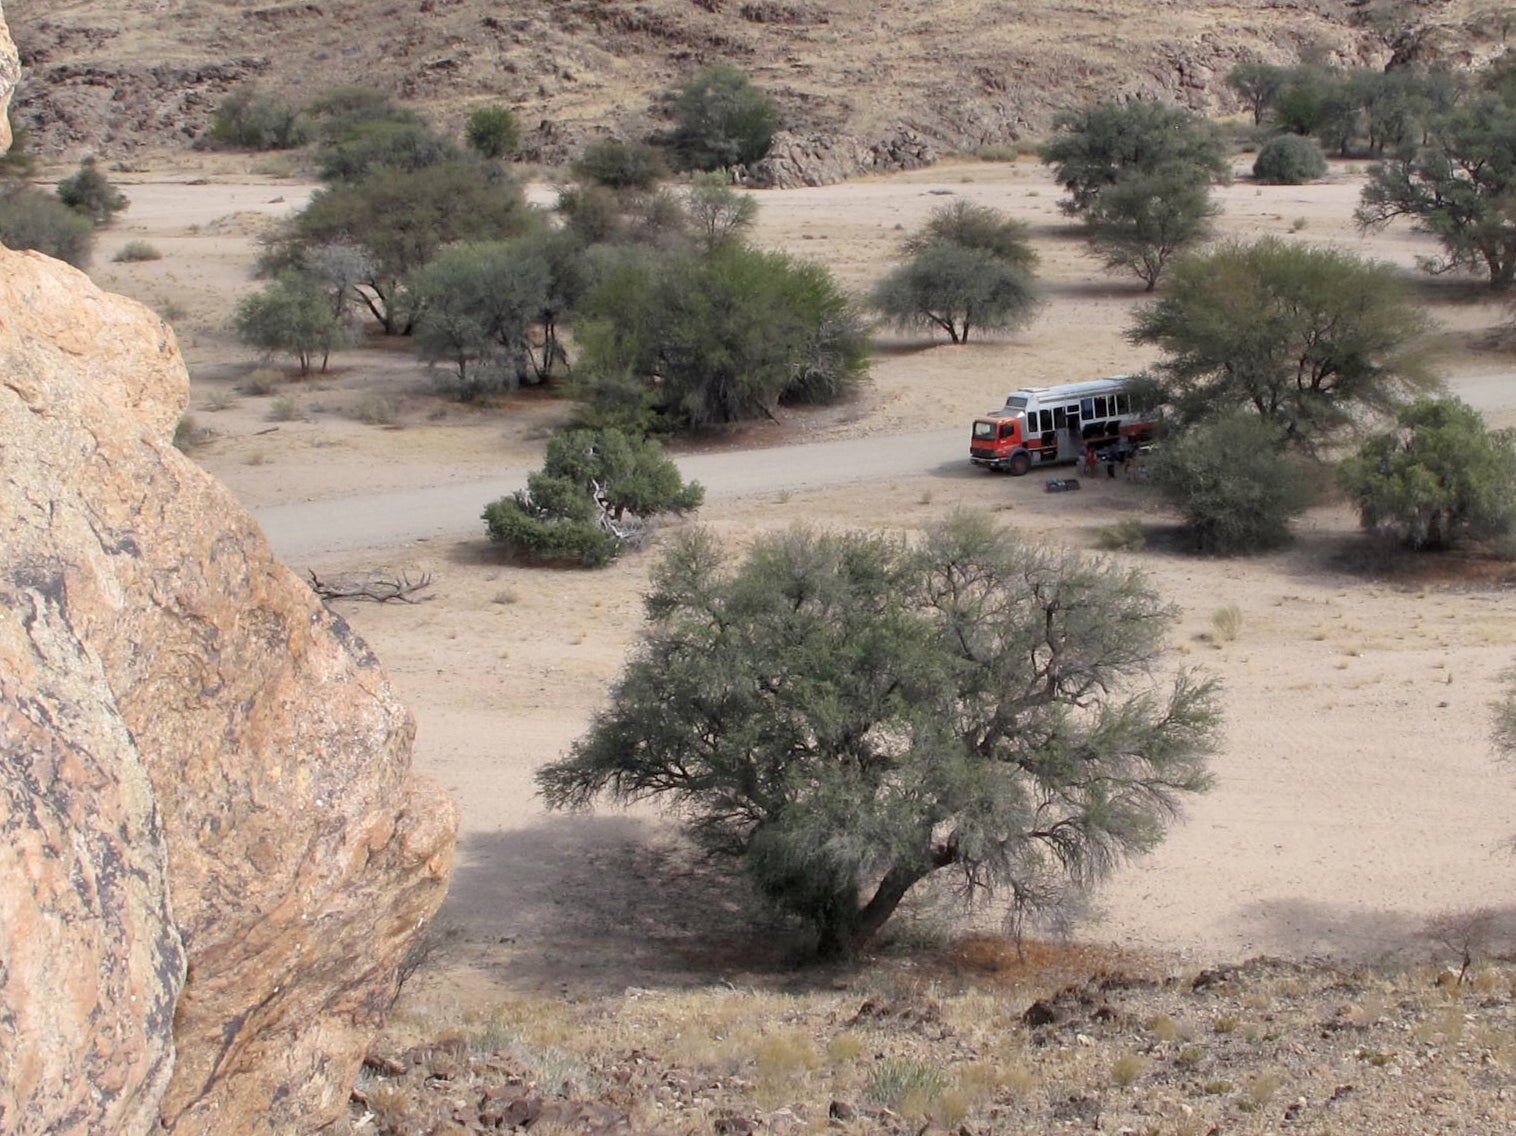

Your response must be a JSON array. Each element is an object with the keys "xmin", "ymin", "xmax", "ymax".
[
  {"xmin": 1081, "ymin": 398, "xmax": 1095, "ymax": 419},
  {"xmin": 1052, "ymin": 406, "xmax": 1067, "ymax": 428}
]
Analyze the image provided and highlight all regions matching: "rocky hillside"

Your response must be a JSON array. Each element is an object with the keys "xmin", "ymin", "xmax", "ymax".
[
  {"xmin": 345, "ymin": 948, "xmax": 1516, "ymax": 1136},
  {"xmin": 6, "ymin": 0, "xmax": 1502, "ymax": 161}
]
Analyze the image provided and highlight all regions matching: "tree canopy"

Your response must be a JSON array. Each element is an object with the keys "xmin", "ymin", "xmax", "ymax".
[
  {"xmin": 538, "ymin": 512, "xmax": 1219, "ymax": 959},
  {"xmin": 664, "ymin": 65, "xmax": 779, "ymax": 171},
  {"xmin": 233, "ymin": 272, "xmax": 347, "ymax": 375},
  {"xmin": 1038, "ymin": 100, "xmax": 1230, "ymax": 215},
  {"xmin": 282, "ymin": 159, "xmax": 536, "ymax": 333},
  {"xmin": 1357, "ymin": 96, "xmax": 1516, "ymax": 289},
  {"xmin": 1128, "ymin": 238, "xmax": 1434, "ymax": 448},
  {"xmin": 1083, "ymin": 170, "xmax": 1218, "ymax": 291},
  {"xmin": 871, "ymin": 201, "xmax": 1040, "ymax": 343},
  {"xmin": 575, "ymin": 241, "xmax": 870, "ymax": 429}
]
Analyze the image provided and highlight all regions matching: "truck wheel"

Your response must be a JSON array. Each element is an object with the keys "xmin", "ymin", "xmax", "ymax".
[{"xmin": 1008, "ymin": 451, "xmax": 1032, "ymax": 476}]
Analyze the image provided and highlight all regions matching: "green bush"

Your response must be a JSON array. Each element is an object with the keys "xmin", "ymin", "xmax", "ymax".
[
  {"xmin": 56, "ymin": 158, "xmax": 128, "ymax": 225},
  {"xmin": 1253, "ymin": 134, "xmax": 1328, "ymax": 184},
  {"xmin": 482, "ymin": 427, "xmax": 704, "ymax": 567},
  {"xmin": 0, "ymin": 187, "xmax": 95, "ymax": 266},
  {"xmin": 207, "ymin": 85, "xmax": 313, "ymax": 150},
  {"xmin": 1339, "ymin": 397, "xmax": 1516, "ymax": 551},
  {"xmin": 576, "ymin": 242, "xmax": 870, "ymax": 430},
  {"xmin": 465, "ymin": 105, "xmax": 520, "ymax": 160},
  {"xmin": 573, "ymin": 138, "xmax": 667, "ymax": 189},
  {"xmin": 1151, "ymin": 414, "xmax": 1316, "ymax": 554},
  {"xmin": 314, "ymin": 120, "xmax": 459, "ymax": 182}
]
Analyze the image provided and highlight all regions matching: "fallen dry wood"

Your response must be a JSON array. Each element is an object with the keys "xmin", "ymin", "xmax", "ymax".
[{"xmin": 307, "ymin": 570, "xmax": 434, "ymax": 604}]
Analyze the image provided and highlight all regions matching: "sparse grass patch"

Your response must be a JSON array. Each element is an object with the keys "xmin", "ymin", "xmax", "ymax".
[
  {"xmin": 491, "ymin": 587, "xmax": 520, "ymax": 605},
  {"xmin": 825, "ymin": 1032, "xmax": 863, "ymax": 1063},
  {"xmin": 1110, "ymin": 1051, "xmax": 1148, "ymax": 1088},
  {"xmin": 1240, "ymin": 1069, "xmax": 1283, "ymax": 1112},
  {"xmin": 203, "ymin": 388, "xmax": 237, "ymax": 411},
  {"xmin": 113, "ymin": 240, "xmax": 162, "ymax": 262},
  {"xmin": 864, "ymin": 1057, "xmax": 948, "ymax": 1116},
  {"xmin": 1211, "ymin": 604, "xmax": 1243, "ymax": 642},
  {"xmin": 1146, "ymin": 1013, "xmax": 1183, "ymax": 1042},
  {"xmin": 975, "ymin": 143, "xmax": 1020, "ymax": 162}
]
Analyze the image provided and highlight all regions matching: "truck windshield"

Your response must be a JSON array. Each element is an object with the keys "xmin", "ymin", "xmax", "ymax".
[{"xmin": 972, "ymin": 420, "xmax": 998, "ymax": 440}]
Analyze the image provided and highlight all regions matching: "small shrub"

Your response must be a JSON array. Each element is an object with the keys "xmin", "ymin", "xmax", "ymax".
[
  {"xmin": 1253, "ymin": 134, "xmax": 1328, "ymax": 184},
  {"xmin": 1241, "ymin": 1070, "xmax": 1284, "ymax": 1111},
  {"xmin": 112, "ymin": 240, "xmax": 162, "ymax": 262},
  {"xmin": 203, "ymin": 388, "xmax": 237, "ymax": 411},
  {"xmin": 352, "ymin": 392, "xmax": 399, "ymax": 426},
  {"xmin": 1095, "ymin": 518, "xmax": 1146, "ymax": 551},
  {"xmin": 465, "ymin": 105, "xmax": 521, "ymax": 160},
  {"xmin": 241, "ymin": 368, "xmax": 283, "ymax": 395},
  {"xmin": 825, "ymin": 1033, "xmax": 863, "ymax": 1063},
  {"xmin": 172, "ymin": 414, "xmax": 207, "ymax": 451},
  {"xmin": 975, "ymin": 143, "xmax": 1020, "ymax": 162},
  {"xmin": 752, "ymin": 1031, "xmax": 819, "ymax": 1081},
  {"xmin": 573, "ymin": 138, "xmax": 667, "ymax": 189},
  {"xmin": 208, "ymin": 86, "xmax": 313, "ymax": 151},
  {"xmin": 267, "ymin": 394, "xmax": 300, "ymax": 421},
  {"xmin": 1145, "ymin": 1013, "xmax": 1182, "ymax": 1042}
]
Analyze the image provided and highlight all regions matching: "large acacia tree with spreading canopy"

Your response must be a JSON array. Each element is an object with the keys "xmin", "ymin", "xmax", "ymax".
[{"xmin": 538, "ymin": 513, "xmax": 1219, "ymax": 959}]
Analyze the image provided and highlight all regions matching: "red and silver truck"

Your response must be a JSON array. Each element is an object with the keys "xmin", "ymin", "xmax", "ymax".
[{"xmin": 969, "ymin": 375, "xmax": 1154, "ymax": 475}]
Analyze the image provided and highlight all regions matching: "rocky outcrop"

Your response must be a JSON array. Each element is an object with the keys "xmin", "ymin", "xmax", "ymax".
[
  {"xmin": 739, "ymin": 128, "xmax": 937, "ymax": 189},
  {"xmin": 0, "ymin": 243, "xmax": 459, "ymax": 1135},
  {"xmin": 0, "ymin": 8, "xmax": 459, "ymax": 1126}
]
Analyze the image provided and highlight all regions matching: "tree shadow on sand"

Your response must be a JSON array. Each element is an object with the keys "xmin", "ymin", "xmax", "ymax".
[
  {"xmin": 435, "ymin": 816, "xmax": 820, "ymax": 995},
  {"xmin": 1232, "ymin": 896, "xmax": 1516, "ymax": 968}
]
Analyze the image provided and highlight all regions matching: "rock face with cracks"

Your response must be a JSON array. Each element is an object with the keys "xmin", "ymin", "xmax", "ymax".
[{"xmin": 0, "ymin": 8, "xmax": 459, "ymax": 1132}]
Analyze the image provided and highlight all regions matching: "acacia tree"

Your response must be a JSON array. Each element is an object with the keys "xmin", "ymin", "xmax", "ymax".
[
  {"xmin": 664, "ymin": 65, "xmax": 778, "ymax": 171},
  {"xmin": 282, "ymin": 159, "xmax": 535, "ymax": 333},
  {"xmin": 576, "ymin": 241, "xmax": 870, "ymax": 429},
  {"xmin": 234, "ymin": 272, "xmax": 347, "ymax": 375},
  {"xmin": 1083, "ymin": 171, "xmax": 1218, "ymax": 291},
  {"xmin": 1038, "ymin": 100, "xmax": 1230, "ymax": 215},
  {"xmin": 871, "ymin": 201, "xmax": 1039, "ymax": 343},
  {"xmin": 1226, "ymin": 61, "xmax": 1291, "ymax": 126},
  {"xmin": 538, "ymin": 512, "xmax": 1219, "ymax": 960},
  {"xmin": 1338, "ymin": 397, "xmax": 1516, "ymax": 551},
  {"xmin": 1357, "ymin": 97, "xmax": 1516, "ymax": 288},
  {"xmin": 410, "ymin": 240, "xmax": 551, "ymax": 396},
  {"xmin": 1129, "ymin": 238, "xmax": 1434, "ymax": 448}
]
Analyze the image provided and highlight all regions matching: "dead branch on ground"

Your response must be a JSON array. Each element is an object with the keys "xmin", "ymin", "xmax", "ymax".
[{"xmin": 308, "ymin": 570, "xmax": 435, "ymax": 604}]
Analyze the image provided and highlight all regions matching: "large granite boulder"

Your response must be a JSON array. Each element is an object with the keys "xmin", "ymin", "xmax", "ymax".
[{"xmin": 0, "ymin": 7, "xmax": 459, "ymax": 1132}]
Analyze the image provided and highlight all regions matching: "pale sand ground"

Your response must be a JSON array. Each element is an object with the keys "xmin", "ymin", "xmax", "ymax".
[{"xmin": 88, "ymin": 153, "xmax": 1516, "ymax": 992}]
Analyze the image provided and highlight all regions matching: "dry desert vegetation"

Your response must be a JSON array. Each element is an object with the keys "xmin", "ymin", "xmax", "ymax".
[{"xmin": 63, "ymin": 145, "xmax": 1516, "ymax": 1134}]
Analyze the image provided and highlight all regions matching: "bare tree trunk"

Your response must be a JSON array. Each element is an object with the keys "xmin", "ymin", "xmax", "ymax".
[{"xmin": 848, "ymin": 864, "xmax": 929, "ymax": 956}]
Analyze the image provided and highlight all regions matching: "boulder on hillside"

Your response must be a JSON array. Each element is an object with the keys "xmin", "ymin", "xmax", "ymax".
[
  {"xmin": 0, "ymin": 241, "xmax": 460, "ymax": 1136},
  {"xmin": 0, "ymin": 10, "xmax": 459, "ymax": 1125}
]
